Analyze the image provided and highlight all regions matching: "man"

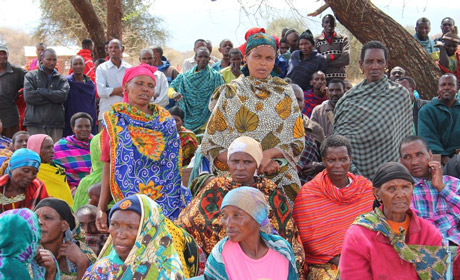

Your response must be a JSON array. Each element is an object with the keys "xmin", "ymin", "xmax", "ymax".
[
  {"xmin": 434, "ymin": 17, "xmax": 456, "ymax": 43},
  {"xmin": 389, "ymin": 66, "xmax": 405, "ymax": 81},
  {"xmin": 281, "ymin": 29, "xmax": 300, "ymax": 61},
  {"xmin": 150, "ymin": 45, "xmax": 180, "ymax": 85},
  {"xmin": 182, "ymin": 39, "xmax": 209, "ymax": 72},
  {"xmin": 212, "ymin": 39, "xmax": 233, "ymax": 71},
  {"xmin": 303, "ymin": 71, "xmax": 328, "ymax": 117},
  {"xmin": 315, "ymin": 14, "xmax": 350, "ymax": 81},
  {"xmin": 69, "ymin": 38, "xmax": 96, "ymax": 82},
  {"xmin": 418, "ymin": 74, "xmax": 460, "ymax": 165},
  {"xmin": 219, "ymin": 48, "xmax": 242, "ymax": 84},
  {"xmin": 311, "ymin": 78, "xmax": 345, "ymax": 137},
  {"xmin": 26, "ymin": 43, "xmax": 46, "ymax": 71},
  {"xmin": 0, "ymin": 44, "xmax": 26, "ymax": 138},
  {"xmin": 139, "ymin": 48, "xmax": 169, "ymax": 108},
  {"xmin": 396, "ymin": 76, "xmax": 429, "ymax": 135},
  {"xmin": 334, "ymin": 41, "xmax": 412, "ymax": 178},
  {"xmin": 206, "ymin": 40, "xmax": 220, "ymax": 65},
  {"xmin": 95, "ymin": 39, "xmax": 131, "ymax": 129},
  {"xmin": 432, "ymin": 32, "xmax": 460, "ymax": 80},
  {"xmin": 414, "ymin": 17, "xmax": 436, "ymax": 54},
  {"xmin": 399, "ymin": 135, "xmax": 460, "ymax": 246},
  {"xmin": 24, "ymin": 48, "xmax": 69, "ymax": 142},
  {"xmin": 76, "ymin": 204, "xmax": 108, "ymax": 256}
]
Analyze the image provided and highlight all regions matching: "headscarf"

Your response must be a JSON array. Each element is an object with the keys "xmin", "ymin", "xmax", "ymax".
[
  {"xmin": 245, "ymin": 33, "xmax": 277, "ymax": 55},
  {"xmin": 238, "ymin": 27, "xmax": 266, "ymax": 55},
  {"xmin": 299, "ymin": 29, "xmax": 315, "ymax": 46},
  {"xmin": 372, "ymin": 162, "xmax": 414, "ymax": 188},
  {"xmin": 122, "ymin": 63, "xmax": 157, "ymax": 102},
  {"xmin": 35, "ymin": 198, "xmax": 76, "ymax": 230},
  {"xmin": 6, "ymin": 148, "xmax": 41, "ymax": 177},
  {"xmin": 227, "ymin": 136, "xmax": 263, "ymax": 168},
  {"xmin": 27, "ymin": 134, "xmax": 48, "ymax": 155},
  {"xmin": 221, "ymin": 187, "xmax": 271, "ymax": 234}
]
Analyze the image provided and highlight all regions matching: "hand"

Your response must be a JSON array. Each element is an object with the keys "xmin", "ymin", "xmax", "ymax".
[
  {"xmin": 172, "ymin": 92, "xmax": 183, "ymax": 101},
  {"xmin": 300, "ymin": 162, "xmax": 325, "ymax": 176},
  {"xmin": 96, "ymin": 208, "xmax": 108, "ymax": 233},
  {"xmin": 320, "ymin": 85, "xmax": 328, "ymax": 96},
  {"xmin": 441, "ymin": 155, "xmax": 450, "ymax": 166},
  {"xmin": 258, "ymin": 149, "xmax": 281, "ymax": 175},
  {"xmin": 230, "ymin": 63, "xmax": 242, "ymax": 76},
  {"xmin": 57, "ymin": 242, "xmax": 88, "ymax": 268},
  {"xmin": 434, "ymin": 41, "xmax": 444, "ymax": 48},
  {"xmin": 429, "ymin": 161, "xmax": 445, "ymax": 192},
  {"xmin": 35, "ymin": 249, "xmax": 57, "ymax": 280},
  {"xmin": 263, "ymin": 160, "xmax": 280, "ymax": 175}
]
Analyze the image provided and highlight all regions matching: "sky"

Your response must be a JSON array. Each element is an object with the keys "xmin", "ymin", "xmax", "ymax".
[{"xmin": 1, "ymin": 0, "xmax": 460, "ymax": 52}]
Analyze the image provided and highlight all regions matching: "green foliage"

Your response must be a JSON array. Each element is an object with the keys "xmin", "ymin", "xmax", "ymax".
[{"xmin": 265, "ymin": 17, "xmax": 309, "ymax": 38}]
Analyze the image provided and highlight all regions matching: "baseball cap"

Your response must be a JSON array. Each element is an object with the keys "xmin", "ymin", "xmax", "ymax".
[{"xmin": 0, "ymin": 44, "xmax": 8, "ymax": 53}]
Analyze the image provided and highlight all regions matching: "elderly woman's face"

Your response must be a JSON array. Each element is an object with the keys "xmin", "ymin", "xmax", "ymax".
[
  {"xmin": 323, "ymin": 146, "xmax": 351, "ymax": 182},
  {"xmin": 246, "ymin": 45, "xmax": 276, "ymax": 79},
  {"xmin": 228, "ymin": 152, "xmax": 257, "ymax": 185},
  {"xmin": 109, "ymin": 210, "xmax": 140, "ymax": 261},
  {"xmin": 221, "ymin": 205, "xmax": 260, "ymax": 242},
  {"xmin": 10, "ymin": 166, "xmax": 38, "ymax": 190},
  {"xmin": 125, "ymin": 75, "xmax": 155, "ymax": 109},
  {"xmin": 373, "ymin": 179, "xmax": 414, "ymax": 220},
  {"xmin": 36, "ymin": 206, "xmax": 67, "ymax": 245},
  {"xmin": 40, "ymin": 136, "xmax": 54, "ymax": 164}
]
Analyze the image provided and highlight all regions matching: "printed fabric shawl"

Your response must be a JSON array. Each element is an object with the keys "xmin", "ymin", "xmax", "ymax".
[
  {"xmin": 103, "ymin": 103, "xmax": 188, "ymax": 220},
  {"xmin": 333, "ymin": 76, "xmax": 412, "ymax": 179},
  {"xmin": 353, "ymin": 208, "xmax": 447, "ymax": 280},
  {"xmin": 204, "ymin": 232, "xmax": 299, "ymax": 280},
  {"xmin": 170, "ymin": 65, "xmax": 224, "ymax": 133}
]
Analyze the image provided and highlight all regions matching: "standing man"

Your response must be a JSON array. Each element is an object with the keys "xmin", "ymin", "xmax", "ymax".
[
  {"xmin": 414, "ymin": 17, "xmax": 436, "ymax": 54},
  {"xmin": 150, "ymin": 45, "xmax": 180, "ymax": 85},
  {"xmin": 334, "ymin": 41, "xmax": 412, "ymax": 178},
  {"xmin": 95, "ymin": 39, "xmax": 131, "ymax": 130},
  {"xmin": 182, "ymin": 39, "xmax": 208, "ymax": 72},
  {"xmin": 303, "ymin": 71, "xmax": 328, "ymax": 117},
  {"xmin": 69, "ymin": 38, "xmax": 96, "ymax": 82},
  {"xmin": 23, "ymin": 48, "xmax": 69, "ymax": 142},
  {"xmin": 281, "ymin": 29, "xmax": 300, "ymax": 61},
  {"xmin": 0, "ymin": 44, "xmax": 26, "ymax": 138},
  {"xmin": 396, "ymin": 76, "xmax": 428, "ymax": 135},
  {"xmin": 212, "ymin": 39, "xmax": 233, "ymax": 71},
  {"xmin": 139, "ymin": 48, "xmax": 169, "ymax": 108},
  {"xmin": 434, "ymin": 17, "xmax": 456, "ymax": 43},
  {"xmin": 315, "ymin": 14, "xmax": 350, "ymax": 82}
]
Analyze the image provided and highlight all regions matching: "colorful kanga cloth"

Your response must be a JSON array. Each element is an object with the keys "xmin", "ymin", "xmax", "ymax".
[
  {"xmin": 175, "ymin": 175, "xmax": 306, "ymax": 279},
  {"xmin": 54, "ymin": 134, "xmax": 93, "ymax": 194},
  {"xmin": 0, "ymin": 174, "xmax": 48, "ymax": 213},
  {"xmin": 200, "ymin": 75, "xmax": 305, "ymax": 202},
  {"xmin": 103, "ymin": 103, "xmax": 189, "ymax": 220},
  {"xmin": 204, "ymin": 232, "xmax": 299, "ymax": 280},
  {"xmin": 0, "ymin": 136, "xmax": 11, "ymax": 150},
  {"xmin": 170, "ymin": 65, "xmax": 224, "ymax": 133},
  {"xmin": 36, "ymin": 162, "xmax": 74, "ymax": 208},
  {"xmin": 83, "ymin": 195, "xmax": 187, "ymax": 280},
  {"xmin": 179, "ymin": 126, "xmax": 198, "ymax": 167},
  {"xmin": 333, "ymin": 76, "xmax": 412, "ymax": 179},
  {"xmin": 353, "ymin": 208, "xmax": 447, "ymax": 280},
  {"xmin": 0, "ymin": 148, "xmax": 13, "ymax": 175},
  {"xmin": 293, "ymin": 170, "xmax": 374, "ymax": 267}
]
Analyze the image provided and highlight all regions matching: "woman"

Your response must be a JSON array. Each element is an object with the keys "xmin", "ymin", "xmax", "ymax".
[
  {"xmin": 176, "ymin": 136, "xmax": 305, "ymax": 277},
  {"xmin": 286, "ymin": 30, "xmax": 327, "ymax": 91},
  {"xmin": 54, "ymin": 112, "xmax": 93, "ymax": 194},
  {"xmin": 84, "ymin": 194, "xmax": 201, "ymax": 279},
  {"xmin": 96, "ymin": 64, "xmax": 188, "ymax": 233},
  {"xmin": 27, "ymin": 134, "xmax": 74, "ymax": 207},
  {"xmin": 201, "ymin": 33, "xmax": 305, "ymax": 203},
  {"xmin": 293, "ymin": 135, "xmax": 374, "ymax": 279},
  {"xmin": 0, "ymin": 148, "xmax": 48, "ymax": 212},
  {"xmin": 340, "ymin": 162, "xmax": 447, "ymax": 279},
  {"xmin": 204, "ymin": 187, "xmax": 298, "ymax": 280},
  {"xmin": 35, "ymin": 198, "xmax": 97, "ymax": 280},
  {"xmin": 168, "ymin": 106, "xmax": 198, "ymax": 166},
  {"xmin": 0, "ymin": 131, "xmax": 29, "ymax": 175}
]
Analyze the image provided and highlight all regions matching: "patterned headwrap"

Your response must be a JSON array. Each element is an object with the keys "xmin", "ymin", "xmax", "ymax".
[
  {"xmin": 372, "ymin": 162, "xmax": 414, "ymax": 189},
  {"xmin": 7, "ymin": 148, "xmax": 41, "ymax": 177},
  {"xmin": 122, "ymin": 63, "xmax": 157, "ymax": 102},
  {"xmin": 245, "ymin": 33, "xmax": 277, "ymax": 55},
  {"xmin": 221, "ymin": 187, "xmax": 271, "ymax": 234},
  {"xmin": 227, "ymin": 136, "xmax": 263, "ymax": 168}
]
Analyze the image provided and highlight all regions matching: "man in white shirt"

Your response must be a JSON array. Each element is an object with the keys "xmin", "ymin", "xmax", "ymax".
[
  {"xmin": 95, "ymin": 39, "xmax": 131, "ymax": 129},
  {"xmin": 139, "ymin": 48, "xmax": 169, "ymax": 108}
]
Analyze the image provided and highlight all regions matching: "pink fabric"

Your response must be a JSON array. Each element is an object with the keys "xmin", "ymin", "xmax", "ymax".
[
  {"xmin": 122, "ymin": 63, "xmax": 157, "ymax": 102},
  {"xmin": 27, "ymin": 134, "xmax": 48, "ymax": 154},
  {"xmin": 339, "ymin": 209, "xmax": 442, "ymax": 280},
  {"xmin": 222, "ymin": 241, "xmax": 289, "ymax": 280}
]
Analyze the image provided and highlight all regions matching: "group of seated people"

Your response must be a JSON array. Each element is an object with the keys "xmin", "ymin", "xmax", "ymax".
[{"xmin": 1, "ymin": 14, "xmax": 460, "ymax": 280}]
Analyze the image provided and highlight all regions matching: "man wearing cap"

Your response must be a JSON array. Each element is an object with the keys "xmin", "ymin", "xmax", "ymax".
[
  {"xmin": 432, "ymin": 32, "xmax": 460, "ymax": 80},
  {"xmin": 0, "ymin": 44, "xmax": 26, "ymax": 138}
]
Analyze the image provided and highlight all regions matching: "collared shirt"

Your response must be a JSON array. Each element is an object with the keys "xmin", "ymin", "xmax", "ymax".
[
  {"xmin": 311, "ymin": 100, "xmax": 334, "ymax": 137},
  {"xmin": 95, "ymin": 59, "xmax": 131, "ymax": 119},
  {"xmin": 410, "ymin": 175, "xmax": 460, "ymax": 244}
]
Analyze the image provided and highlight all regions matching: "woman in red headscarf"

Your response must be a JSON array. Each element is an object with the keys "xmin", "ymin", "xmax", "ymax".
[{"xmin": 96, "ymin": 64, "xmax": 190, "ymax": 233}]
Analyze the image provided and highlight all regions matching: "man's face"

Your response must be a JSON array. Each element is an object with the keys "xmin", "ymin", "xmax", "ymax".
[
  {"xmin": 322, "ymin": 16, "xmax": 336, "ymax": 35},
  {"xmin": 327, "ymin": 82, "xmax": 345, "ymax": 107},
  {"xmin": 279, "ymin": 42, "xmax": 289, "ymax": 54},
  {"xmin": 396, "ymin": 79, "xmax": 415, "ymax": 103},
  {"xmin": 36, "ymin": 45, "xmax": 45, "ymax": 58},
  {"xmin": 219, "ymin": 40, "xmax": 233, "ymax": 58},
  {"xmin": 0, "ymin": 50, "xmax": 7, "ymax": 64},
  {"xmin": 438, "ymin": 75, "xmax": 457, "ymax": 104},
  {"xmin": 360, "ymin": 48, "xmax": 387, "ymax": 82},
  {"xmin": 286, "ymin": 32, "xmax": 299, "ymax": 52},
  {"xmin": 310, "ymin": 72, "xmax": 326, "ymax": 90},
  {"xmin": 108, "ymin": 41, "xmax": 123, "ymax": 60},
  {"xmin": 139, "ymin": 52, "xmax": 154, "ymax": 66},
  {"xmin": 195, "ymin": 48, "xmax": 210, "ymax": 69},
  {"xmin": 293, "ymin": 86, "xmax": 305, "ymax": 112},
  {"xmin": 152, "ymin": 50, "xmax": 161, "ymax": 60},
  {"xmin": 415, "ymin": 22, "xmax": 430, "ymax": 40},
  {"xmin": 194, "ymin": 41, "xmax": 207, "ymax": 51},
  {"xmin": 441, "ymin": 19, "xmax": 455, "ymax": 34},
  {"xmin": 229, "ymin": 53, "xmax": 242, "ymax": 68},
  {"xmin": 443, "ymin": 39, "xmax": 459, "ymax": 57},
  {"xmin": 42, "ymin": 51, "xmax": 57, "ymax": 72},
  {"xmin": 390, "ymin": 67, "xmax": 405, "ymax": 81},
  {"xmin": 71, "ymin": 57, "xmax": 85, "ymax": 75},
  {"xmin": 400, "ymin": 140, "xmax": 431, "ymax": 178}
]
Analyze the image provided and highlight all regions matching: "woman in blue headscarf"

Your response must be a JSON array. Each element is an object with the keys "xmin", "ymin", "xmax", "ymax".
[{"xmin": 0, "ymin": 148, "xmax": 48, "ymax": 213}]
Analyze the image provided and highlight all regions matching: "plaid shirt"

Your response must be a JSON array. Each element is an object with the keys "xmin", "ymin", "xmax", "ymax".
[
  {"xmin": 85, "ymin": 232, "xmax": 109, "ymax": 256},
  {"xmin": 303, "ymin": 89, "xmax": 328, "ymax": 117},
  {"xmin": 411, "ymin": 175, "xmax": 460, "ymax": 244},
  {"xmin": 297, "ymin": 134, "xmax": 321, "ymax": 185}
]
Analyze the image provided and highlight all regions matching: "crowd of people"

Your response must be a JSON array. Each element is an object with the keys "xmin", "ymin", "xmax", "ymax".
[{"xmin": 0, "ymin": 13, "xmax": 459, "ymax": 280}]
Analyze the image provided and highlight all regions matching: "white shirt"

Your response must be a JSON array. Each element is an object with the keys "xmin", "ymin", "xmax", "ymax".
[
  {"xmin": 96, "ymin": 59, "xmax": 131, "ymax": 120},
  {"xmin": 151, "ymin": 70, "xmax": 169, "ymax": 107},
  {"xmin": 182, "ymin": 56, "xmax": 219, "ymax": 72}
]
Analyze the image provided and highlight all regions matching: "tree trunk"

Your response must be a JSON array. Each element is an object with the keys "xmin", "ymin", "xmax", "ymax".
[
  {"xmin": 68, "ymin": 0, "xmax": 107, "ymax": 59},
  {"xmin": 325, "ymin": 0, "xmax": 441, "ymax": 99},
  {"xmin": 107, "ymin": 0, "xmax": 123, "ymax": 42}
]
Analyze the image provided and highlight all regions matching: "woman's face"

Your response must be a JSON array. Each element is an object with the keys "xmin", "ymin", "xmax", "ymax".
[
  {"xmin": 299, "ymin": 38, "xmax": 314, "ymax": 57},
  {"xmin": 36, "ymin": 206, "xmax": 67, "ymax": 246},
  {"xmin": 373, "ymin": 179, "xmax": 414, "ymax": 221},
  {"xmin": 72, "ymin": 117, "xmax": 92, "ymax": 141},
  {"xmin": 125, "ymin": 75, "xmax": 156, "ymax": 109},
  {"xmin": 40, "ymin": 136, "xmax": 54, "ymax": 163},
  {"xmin": 172, "ymin": 115, "xmax": 183, "ymax": 132},
  {"xmin": 228, "ymin": 152, "xmax": 257, "ymax": 185},
  {"xmin": 10, "ymin": 166, "xmax": 38, "ymax": 190},
  {"xmin": 221, "ymin": 205, "xmax": 260, "ymax": 243},
  {"xmin": 109, "ymin": 210, "xmax": 141, "ymax": 261},
  {"xmin": 13, "ymin": 134, "xmax": 29, "ymax": 150},
  {"xmin": 245, "ymin": 45, "xmax": 276, "ymax": 79}
]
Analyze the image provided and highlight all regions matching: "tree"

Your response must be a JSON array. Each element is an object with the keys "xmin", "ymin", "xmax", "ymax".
[
  {"xmin": 265, "ymin": 17, "xmax": 309, "ymax": 39},
  {"xmin": 0, "ymin": 27, "xmax": 34, "ymax": 66}
]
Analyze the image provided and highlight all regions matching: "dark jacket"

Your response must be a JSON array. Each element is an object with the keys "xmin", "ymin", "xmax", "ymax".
[
  {"xmin": 0, "ymin": 62, "xmax": 26, "ymax": 127},
  {"xmin": 413, "ymin": 98, "xmax": 429, "ymax": 135},
  {"xmin": 23, "ymin": 67, "xmax": 69, "ymax": 128}
]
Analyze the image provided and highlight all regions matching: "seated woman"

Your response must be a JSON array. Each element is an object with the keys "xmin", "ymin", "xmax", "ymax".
[
  {"xmin": 176, "ymin": 136, "xmax": 305, "ymax": 275},
  {"xmin": 340, "ymin": 162, "xmax": 447, "ymax": 279},
  {"xmin": 27, "ymin": 134, "xmax": 74, "ymax": 207},
  {"xmin": 293, "ymin": 135, "xmax": 374, "ymax": 279},
  {"xmin": 0, "ymin": 131, "xmax": 29, "ymax": 175},
  {"xmin": 168, "ymin": 106, "xmax": 198, "ymax": 167},
  {"xmin": 35, "ymin": 198, "xmax": 97, "ymax": 280},
  {"xmin": 0, "ymin": 148, "xmax": 48, "ymax": 213},
  {"xmin": 204, "ymin": 187, "xmax": 298, "ymax": 279},
  {"xmin": 83, "ymin": 194, "xmax": 203, "ymax": 279},
  {"xmin": 54, "ymin": 112, "xmax": 93, "ymax": 194}
]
